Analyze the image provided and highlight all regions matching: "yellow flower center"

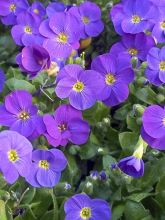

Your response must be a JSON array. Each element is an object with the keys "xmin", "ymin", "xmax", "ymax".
[
  {"xmin": 24, "ymin": 26, "xmax": 32, "ymax": 34},
  {"xmin": 57, "ymin": 33, "xmax": 68, "ymax": 44},
  {"xmin": 73, "ymin": 81, "xmax": 84, "ymax": 92},
  {"xmin": 8, "ymin": 150, "xmax": 19, "ymax": 162},
  {"xmin": 38, "ymin": 160, "xmax": 49, "ymax": 170},
  {"xmin": 128, "ymin": 48, "xmax": 138, "ymax": 56},
  {"xmin": 9, "ymin": 3, "xmax": 16, "ymax": 12},
  {"xmin": 160, "ymin": 21, "xmax": 165, "ymax": 29},
  {"xmin": 58, "ymin": 124, "xmax": 67, "ymax": 132},
  {"xmin": 132, "ymin": 15, "xmax": 141, "ymax": 24},
  {"xmin": 18, "ymin": 111, "xmax": 30, "ymax": 120},
  {"xmin": 80, "ymin": 207, "xmax": 91, "ymax": 219},
  {"xmin": 159, "ymin": 61, "xmax": 165, "ymax": 71},
  {"xmin": 33, "ymin": 9, "xmax": 39, "ymax": 14},
  {"xmin": 105, "ymin": 73, "xmax": 116, "ymax": 85},
  {"xmin": 163, "ymin": 117, "xmax": 165, "ymax": 126},
  {"xmin": 82, "ymin": 16, "xmax": 90, "ymax": 24}
]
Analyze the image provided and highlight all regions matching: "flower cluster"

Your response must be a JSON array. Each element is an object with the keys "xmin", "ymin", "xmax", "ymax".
[
  {"xmin": 110, "ymin": 0, "xmax": 165, "ymax": 86},
  {"xmin": 1, "ymin": 0, "xmax": 165, "ymax": 219}
]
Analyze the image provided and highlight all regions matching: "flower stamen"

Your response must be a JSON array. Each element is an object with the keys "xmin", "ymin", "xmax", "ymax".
[
  {"xmin": 18, "ymin": 112, "xmax": 30, "ymax": 120},
  {"xmin": 73, "ymin": 81, "xmax": 84, "ymax": 92},
  {"xmin": 132, "ymin": 15, "xmax": 141, "ymax": 24},
  {"xmin": 159, "ymin": 61, "xmax": 165, "ymax": 71},
  {"xmin": 24, "ymin": 26, "xmax": 32, "ymax": 34},
  {"xmin": 80, "ymin": 207, "xmax": 91, "ymax": 219},
  {"xmin": 57, "ymin": 33, "xmax": 68, "ymax": 44},
  {"xmin": 128, "ymin": 48, "xmax": 138, "ymax": 56},
  {"xmin": 105, "ymin": 73, "xmax": 116, "ymax": 85},
  {"xmin": 39, "ymin": 160, "xmax": 49, "ymax": 170},
  {"xmin": 82, "ymin": 16, "xmax": 90, "ymax": 24},
  {"xmin": 8, "ymin": 150, "xmax": 19, "ymax": 162},
  {"xmin": 9, "ymin": 3, "xmax": 16, "ymax": 12}
]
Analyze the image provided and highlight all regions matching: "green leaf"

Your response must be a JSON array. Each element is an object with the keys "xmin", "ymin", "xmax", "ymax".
[
  {"xmin": 103, "ymin": 155, "xmax": 116, "ymax": 169},
  {"xmin": 112, "ymin": 204, "xmax": 124, "ymax": 220},
  {"xmin": 6, "ymin": 78, "xmax": 36, "ymax": 93},
  {"xmin": 124, "ymin": 200, "xmax": 150, "ymax": 220},
  {"xmin": 119, "ymin": 132, "xmax": 139, "ymax": 154},
  {"xmin": 135, "ymin": 87, "xmax": 157, "ymax": 104},
  {"xmin": 126, "ymin": 192, "xmax": 152, "ymax": 203}
]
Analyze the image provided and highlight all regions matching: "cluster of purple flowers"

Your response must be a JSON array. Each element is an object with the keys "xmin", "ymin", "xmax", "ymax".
[
  {"xmin": 110, "ymin": 0, "xmax": 165, "ymax": 86},
  {"xmin": 0, "ymin": 0, "xmax": 104, "ymax": 79},
  {"xmin": 1, "ymin": 0, "xmax": 165, "ymax": 218}
]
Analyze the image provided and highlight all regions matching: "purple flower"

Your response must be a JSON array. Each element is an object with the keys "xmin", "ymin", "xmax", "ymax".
[
  {"xmin": 110, "ymin": 0, "xmax": 158, "ymax": 35},
  {"xmin": 11, "ymin": 11, "xmax": 44, "ymax": 46},
  {"xmin": 0, "ymin": 90, "xmax": 45, "ymax": 138},
  {"xmin": 151, "ymin": 0, "xmax": 165, "ymax": 7},
  {"xmin": 0, "ymin": 130, "xmax": 32, "ymax": 184},
  {"xmin": 16, "ymin": 45, "xmax": 50, "ymax": 78},
  {"xmin": 25, "ymin": 149, "xmax": 67, "ymax": 188},
  {"xmin": 118, "ymin": 155, "xmax": 144, "ymax": 178},
  {"xmin": 141, "ymin": 105, "xmax": 165, "ymax": 150},
  {"xmin": 64, "ymin": 193, "xmax": 111, "ymax": 220},
  {"xmin": 152, "ymin": 8, "xmax": 165, "ymax": 43},
  {"xmin": 110, "ymin": 33, "xmax": 155, "ymax": 62},
  {"xmin": 145, "ymin": 46, "xmax": 165, "ymax": 86},
  {"xmin": 46, "ymin": 2, "xmax": 66, "ymax": 18},
  {"xmin": 55, "ymin": 64, "xmax": 102, "ymax": 110},
  {"xmin": 69, "ymin": 2, "xmax": 104, "ymax": 39},
  {"xmin": 39, "ymin": 12, "xmax": 80, "ymax": 59},
  {"xmin": 0, "ymin": 0, "xmax": 29, "ymax": 25},
  {"xmin": 0, "ymin": 68, "xmax": 6, "ymax": 93},
  {"xmin": 91, "ymin": 53, "xmax": 134, "ymax": 106},
  {"xmin": 43, "ymin": 104, "xmax": 90, "ymax": 147},
  {"xmin": 28, "ymin": 1, "xmax": 46, "ymax": 19}
]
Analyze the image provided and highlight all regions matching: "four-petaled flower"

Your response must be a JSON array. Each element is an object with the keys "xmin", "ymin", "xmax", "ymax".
[
  {"xmin": 64, "ymin": 193, "xmax": 111, "ymax": 220},
  {"xmin": 0, "ymin": 90, "xmax": 45, "ymax": 138},
  {"xmin": 25, "ymin": 149, "xmax": 67, "ymax": 187},
  {"xmin": 0, "ymin": 130, "xmax": 33, "ymax": 184},
  {"xmin": 43, "ymin": 104, "xmax": 90, "ymax": 147}
]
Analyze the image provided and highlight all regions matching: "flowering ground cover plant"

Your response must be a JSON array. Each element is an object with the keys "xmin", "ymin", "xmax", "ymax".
[{"xmin": 0, "ymin": 0, "xmax": 165, "ymax": 219}]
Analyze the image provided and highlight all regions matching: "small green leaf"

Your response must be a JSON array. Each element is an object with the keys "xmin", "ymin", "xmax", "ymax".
[
  {"xmin": 119, "ymin": 132, "xmax": 139, "ymax": 154},
  {"xmin": 6, "ymin": 78, "xmax": 36, "ymax": 93}
]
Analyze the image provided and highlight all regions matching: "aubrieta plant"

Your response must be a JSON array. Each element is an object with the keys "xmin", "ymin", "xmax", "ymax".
[{"xmin": 0, "ymin": 0, "xmax": 165, "ymax": 219}]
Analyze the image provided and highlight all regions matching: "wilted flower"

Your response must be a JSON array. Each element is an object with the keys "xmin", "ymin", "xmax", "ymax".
[
  {"xmin": 25, "ymin": 149, "xmax": 67, "ymax": 188},
  {"xmin": 0, "ymin": 90, "xmax": 45, "ymax": 138},
  {"xmin": 141, "ymin": 105, "xmax": 165, "ymax": 150},
  {"xmin": 0, "ymin": 68, "xmax": 6, "ymax": 93},
  {"xmin": 39, "ymin": 12, "xmax": 80, "ymax": 59},
  {"xmin": 55, "ymin": 64, "xmax": 102, "ymax": 110},
  {"xmin": 16, "ymin": 45, "xmax": 50, "ymax": 78},
  {"xmin": 91, "ymin": 53, "xmax": 134, "ymax": 106},
  {"xmin": 110, "ymin": 33, "xmax": 155, "ymax": 63},
  {"xmin": 46, "ymin": 2, "xmax": 66, "ymax": 18},
  {"xmin": 118, "ymin": 156, "xmax": 144, "ymax": 178},
  {"xmin": 69, "ymin": 1, "xmax": 104, "ymax": 39},
  {"xmin": 118, "ymin": 140, "xmax": 145, "ymax": 178},
  {"xmin": 0, "ymin": 0, "xmax": 29, "ymax": 25},
  {"xmin": 43, "ymin": 104, "xmax": 90, "ymax": 147},
  {"xmin": 145, "ymin": 46, "xmax": 165, "ymax": 85},
  {"xmin": 0, "ymin": 130, "xmax": 33, "ymax": 184},
  {"xmin": 64, "ymin": 193, "xmax": 111, "ymax": 220},
  {"xmin": 11, "ymin": 11, "xmax": 44, "ymax": 46}
]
